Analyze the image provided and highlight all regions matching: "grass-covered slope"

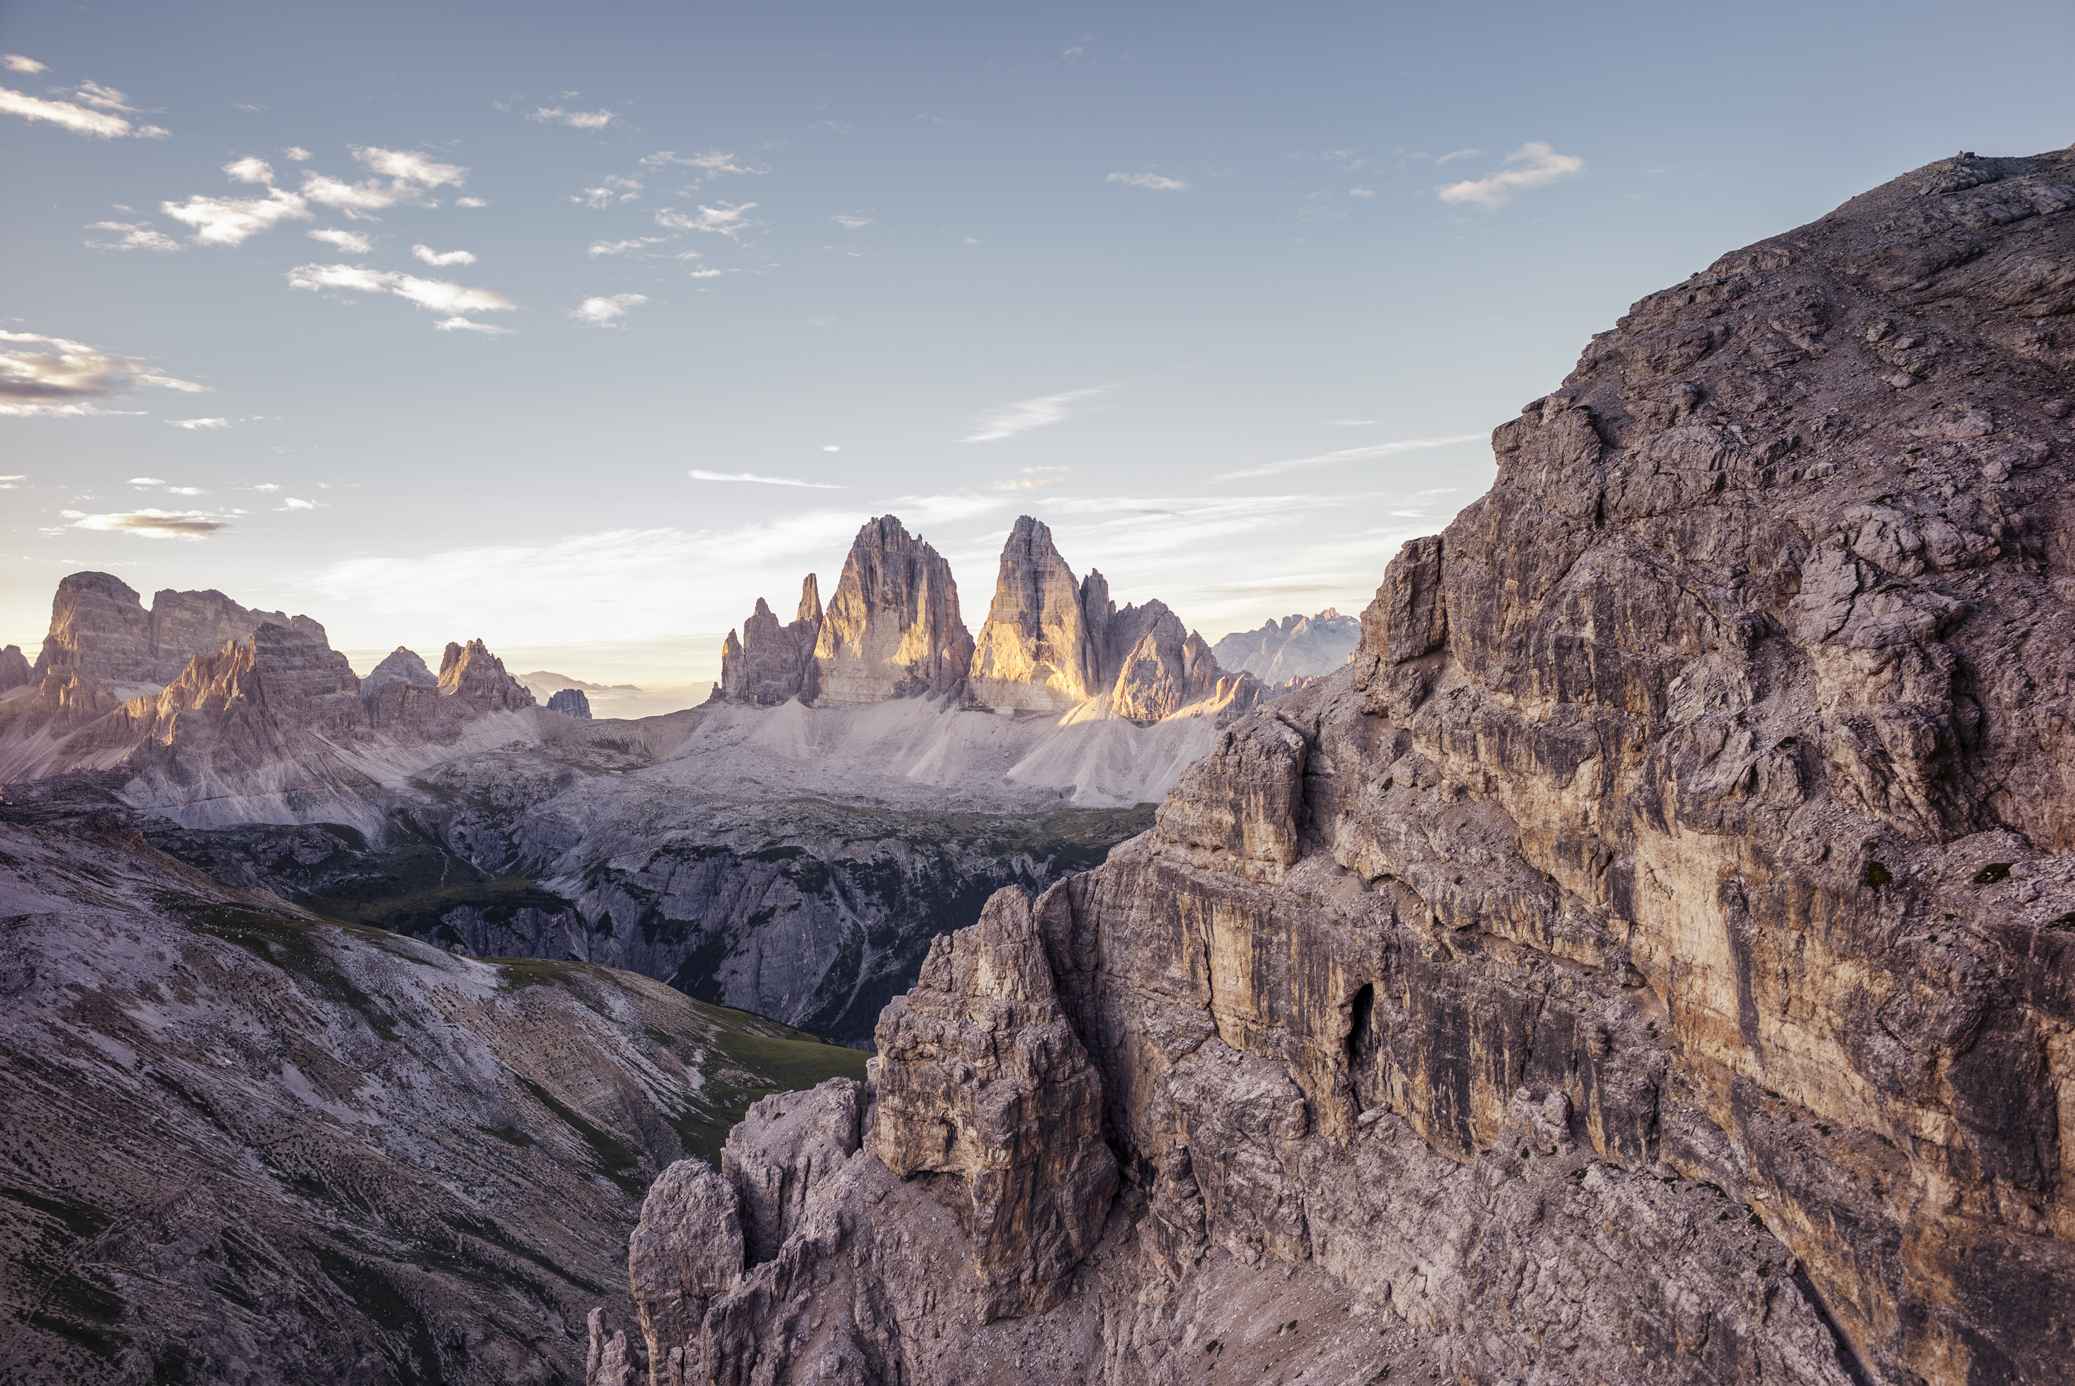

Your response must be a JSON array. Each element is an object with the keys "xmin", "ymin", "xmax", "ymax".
[{"xmin": 0, "ymin": 786, "xmax": 864, "ymax": 1386}]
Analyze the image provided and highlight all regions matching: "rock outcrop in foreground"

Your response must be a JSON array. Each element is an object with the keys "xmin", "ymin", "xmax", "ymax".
[
  {"xmin": 596, "ymin": 147, "xmax": 2075, "ymax": 1385},
  {"xmin": 720, "ymin": 513, "xmax": 1261, "ymax": 724}
]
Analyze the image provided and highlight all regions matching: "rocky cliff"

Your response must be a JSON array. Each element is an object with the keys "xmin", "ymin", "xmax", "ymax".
[
  {"xmin": 811, "ymin": 517, "xmax": 972, "ymax": 706},
  {"xmin": 721, "ymin": 514, "xmax": 1261, "ymax": 724},
  {"xmin": 0, "ymin": 777, "xmax": 868, "ymax": 1386},
  {"xmin": 1211, "ymin": 609, "xmax": 1360, "ymax": 684},
  {"xmin": 719, "ymin": 577, "xmax": 824, "ymax": 706},
  {"xmin": 592, "ymin": 147, "xmax": 2075, "ymax": 1385},
  {"xmin": 0, "ymin": 644, "xmax": 32, "ymax": 693},
  {"xmin": 550, "ymin": 687, "xmax": 595, "ymax": 718},
  {"xmin": 30, "ymin": 571, "xmax": 322, "ymax": 691}
]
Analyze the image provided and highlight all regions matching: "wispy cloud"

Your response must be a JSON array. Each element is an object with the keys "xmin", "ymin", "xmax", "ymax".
[
  {"xmin": 84, "ymin": 220, "xmax": 180, "ymax": 252},
  {"xmin": 571, "ymin": 293, "xmax": 648, "ymax": 325},
  {"xmin": 455, "ymin": 196, "xmax": 489, "ymax": 208},
  {"xmin": 129, "ymin": 476, "xmax": 207, "ymax": 494},
  {"xmin": 433, "ymin": 316, "xmax": 514, "ymax": 335},
  {"xmin": 412, "ymin": 243, "xmax": 476, "ymax": 267},
  {"xmin": 959, "ymin": 385, "xmax": 1113, "ymax": 443},
  {"xmin": 162, "ymin": 189, "xmax": 311, "ymax": 245},
  {"xmin": 639, "ymin": 149, "xmax": 761, "ymax": 181},
  {"xmin": 689, "ymin": 469, "xmax": 844, "ymax": 489},
  {"xmin": 0, "ymin": 85, "xmax": 168, "ymax": 138},
  {"xmin": 576, "ymin": 174, "xmax": 642, "ymax": 208},
  {"xmin": 280, "ymin": 497, "xmax": 316, "ymax": 511},
  {"xmin": 531, "ymin": 106, "xmax": 615, "ymax": 130},
  {"xmin": 589, "ymin": 236, "xmax": 665, "ymax": 256},
  {"xmin": 1434, "ymin": 148, "xmax": 1485, "ymax": 165},
  {"xmin": 1436, "ymin": 142, "xmax": 1584, "ymax": 209},
  {"xmin": 62, "ymin": 508, "xmax": 230, "ymax": 539},
  {"xmin": 989, "ymin": 477, "xmax": 1064, "ymax": 491},
  {"xmin": 306, "ymin": 227, "xmax": 372, "ymax": 253},
  {"xmin": 166, "ymin": 417, "xmax": 229, "ymax": 429},
  {"xmin": 0, "ymin": 329, "xmax": 207, "ymax": 416},
  {"xmin": 1214, "ymin": 433, "xmax": 1484, "ymax": 481},
  {"xmin": 833, "ymin": 213, "xmax": 874, "ymax": 229},
  {"xmin": 1107, "ymin": 171, "xmax": 1188, "ymax": 192},
  {"xmin": 3, "ymin": 55, "xmax": 47, "ymax": 73},
  {"xmin": 355, "ymin": 146, "xmax": 465, "ymax": 187},
  {"xmin": 655, "ymin": 202, "xmax": 758, "ymax": 240},
  {"xmin": 288, "ymin": 263, "xmax": 518, "ymax": 320}
]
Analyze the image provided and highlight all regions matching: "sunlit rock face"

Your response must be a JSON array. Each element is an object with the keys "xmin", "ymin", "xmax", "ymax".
[
  {"xmin": 589, "ymin": 146, "xmax": 2075, "ymax": 1386},
  {"xmin": 714, "ymin": 513, "xmax": 1264, "ymax": 725},
  {"xmin": 809, "ymin": 516, "xmax": 975, "ymax": 707},
  {"xmin": 967, "ymin": 515, "xmax": 1104, "ymax": 711}
]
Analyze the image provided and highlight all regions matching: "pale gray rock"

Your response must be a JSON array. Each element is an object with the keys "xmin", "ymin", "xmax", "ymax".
[
  {"xmin": 360, "ymin": 644, "xmax": 437, "ymax": 693},
  {"xmin": 722, "ymin": 1079, "xmax": 861, "ymax": 1264},
  {"xmin": 870, "ymin": 887, "xmax": 1117, "ymax": 1320},
  {"xmin": 809, "ymin": 518, "xmax": 973, "ymax": 706},
  {"xmin": 1209, "ymin": 609, "xmax": 1359, "ymax": 683},
  {"xmin": 0, "ymin": 643, "xmax": 30, "ymax": 692},
  {"xmin": 719, "ymin": 576, "xmax": 823, "ymax": 706}
]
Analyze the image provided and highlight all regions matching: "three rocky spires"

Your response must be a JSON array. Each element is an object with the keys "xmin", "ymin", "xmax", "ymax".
[{"xmin": 720, "ymin": 513, "xmax": 1262, "ymax": 723}]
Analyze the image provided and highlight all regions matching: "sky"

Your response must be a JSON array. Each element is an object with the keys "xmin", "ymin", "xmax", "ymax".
[{"xmin": 5, "ymin": 0, "xmax": 2072, "ymax": 694}]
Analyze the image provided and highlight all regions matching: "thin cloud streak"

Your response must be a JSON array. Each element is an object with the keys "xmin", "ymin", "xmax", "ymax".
[
  {"xmin": 689, "ymin": 470, "xmax": 843, "ymax": 489},
  {"xmin": 959, "ymin": 385, "xmax": 1114, "ymax": 443},
  {"xmin": 1214, "ymin": 434, "xmax": 1484, "ymax": 481},
  {"xmin": 1436, "ymin": 142, "xmax": 1585, "ymax": 209}
]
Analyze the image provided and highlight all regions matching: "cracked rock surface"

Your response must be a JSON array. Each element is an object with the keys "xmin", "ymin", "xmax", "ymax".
[{"xmin": 595, "ymin": 146, "xmax": 2075, "ymax": 1386}]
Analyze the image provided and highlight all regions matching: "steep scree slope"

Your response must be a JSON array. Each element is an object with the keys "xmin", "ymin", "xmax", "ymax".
[{"xmin": 0, "ymin": 781, "xmax": 866, "ymax": 1386}]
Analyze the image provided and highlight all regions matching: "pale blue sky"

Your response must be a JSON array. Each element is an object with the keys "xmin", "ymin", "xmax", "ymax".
[{"xmin": 5, "ymin": 0, "xmax": 2071, "ymax": 689}]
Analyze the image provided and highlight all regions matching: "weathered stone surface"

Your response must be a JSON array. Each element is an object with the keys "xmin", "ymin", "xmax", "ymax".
[
  {"xmin": 360, "ymin": 645, "xmax": 436, "ymax": 693},
  {"xmin": 629, "ymin": 1161, "xmax": 745, "ymax": 1377},
  {"xmin": 872, "ymin": 886, "xmax": 1117, "ymax": 1320},
  {"xmin": 1210, "ymin": 609, "xmax": 1359, "ymax": 683},
  {"xmin": 722, "ymin": 1078, "xmax": 861, "ymax": 1265},
  {"xmin": 720, "ymin": 577, "xmax": 824, "ymax": 706},
  {"xmin": 29, "ymin": 570, "xmax": 317, "ymax": 689},
  {"xmin": 588, "ymin": 146, "xmax": 2075, "ymax": 1386},
  {"xmin": 438, "ymin": 638, "xmax": 537, "ymax": 712},
  {"xmin": 0, "ymin": 644, "xmax": 32, "ymax": 693},
  {"xmin": 548, "ymin": 687, "xmax": 594, "ymax": 718},
  {"xmin": 967, "ymin": 516, "xmax": 1102, "ymax": 711},
  {"xmin": 810, "ymin": 517, "xmax": 973, "ymax": 706}
]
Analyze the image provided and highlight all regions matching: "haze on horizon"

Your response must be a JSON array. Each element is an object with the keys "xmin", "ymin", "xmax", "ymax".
[{"xmin": 5, "ymin": 0, "xmax": 2071, "ymax": 693}]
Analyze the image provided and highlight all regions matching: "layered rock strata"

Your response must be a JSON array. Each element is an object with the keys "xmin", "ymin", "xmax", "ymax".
[
  {"xmin": 31, "ymin": 570, "xmax": 321, "ymax": 689},
  {"xmin": 591, "ymin": 147, "xmax": 2075, "ymax": 1385}
]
